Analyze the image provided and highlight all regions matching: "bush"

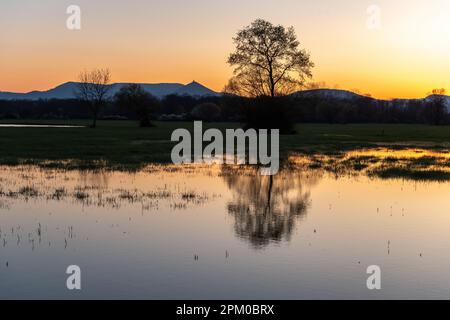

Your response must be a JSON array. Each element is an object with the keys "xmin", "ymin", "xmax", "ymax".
[
  {"xmin": 190, "ymin": 103, "xmax": 221, "ymax": 122},
  {"xmin": 114, "ymin": 84, "xmax": 160, "ymax": 127},
  {"xmin": 0, "ymin": 112, "xmax": 21, "ymax": 120}
]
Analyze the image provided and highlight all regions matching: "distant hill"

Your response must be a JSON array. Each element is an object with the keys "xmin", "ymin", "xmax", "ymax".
[
  {"xmin": 292, "ymin": 88, "xmax": 372, "ymax": 101},
  {"xmin": 292, "ymin": 89, "xmax": 450, "ymax": 112},
  {"xmin": 0, "ymin": 81, "xmax": 220, "ymax": 100}
]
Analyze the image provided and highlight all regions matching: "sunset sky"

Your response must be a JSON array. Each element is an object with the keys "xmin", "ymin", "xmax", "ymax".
[{"xmin": 1, "ymin": 0, "xmax": 450, "ymax": 99}]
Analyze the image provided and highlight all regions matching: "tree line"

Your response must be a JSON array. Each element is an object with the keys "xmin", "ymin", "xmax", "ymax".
[{"xmin": 1, "ymin": 93, "xmax": 448, "ymax": 125}]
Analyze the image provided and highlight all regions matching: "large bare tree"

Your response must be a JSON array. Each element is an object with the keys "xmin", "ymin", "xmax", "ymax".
[
  {"xmin": 226, "ymin": 19, "xmax": 314, "ymax": 97},
  {"xmin": 76, "ymin": 68, "xmax": 111, "ymax": 128}
]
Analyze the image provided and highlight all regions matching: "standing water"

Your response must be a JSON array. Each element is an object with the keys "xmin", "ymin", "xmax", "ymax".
[{"xmin": 0, "ymin": 155, "xmax": 449, "ymax": 299}]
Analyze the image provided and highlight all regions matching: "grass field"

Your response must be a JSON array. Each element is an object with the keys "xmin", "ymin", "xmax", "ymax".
[{"xmin": 0, "ymin": 119, "xmax": 449, "ymax": 170}]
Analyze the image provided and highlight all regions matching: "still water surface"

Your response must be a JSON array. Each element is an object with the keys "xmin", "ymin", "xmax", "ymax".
[{"xmin": 0, "ymin": 160, "xmax": 449, "ymax": 299}]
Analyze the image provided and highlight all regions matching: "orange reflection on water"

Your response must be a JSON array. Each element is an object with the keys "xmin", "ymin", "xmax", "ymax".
[
  {"xmin": 289, "ymin": 148, "xmax": 450, "ymax": 175},
  {"xmin": 346, "ymin": 148, "xmax": 450, "ymax": 159}
]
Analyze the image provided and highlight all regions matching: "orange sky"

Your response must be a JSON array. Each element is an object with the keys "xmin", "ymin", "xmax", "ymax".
[{"xmin": 1, "ymin": 0, "xmax": 450, "ymax": 99}]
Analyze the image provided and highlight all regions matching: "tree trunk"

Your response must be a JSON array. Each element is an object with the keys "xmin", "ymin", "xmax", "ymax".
[
  {"xmin": 92, "ymin": 112, "xmax": 97, "ymax": 128},
  {"xmin": 269, "ymin": 72, "xmax": 275, "ymax": 97},
  {"xmin": 266, "ymin": 175, "xmax": 273, "ymax": 209}
]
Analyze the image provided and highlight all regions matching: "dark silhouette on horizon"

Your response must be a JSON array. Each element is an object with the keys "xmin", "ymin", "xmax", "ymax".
[
  {"xmin": 226, "ymin": 19, "xmax": 314, "ymax": 98},
  {"xmin": 114, "ymin": 84, "xmax": 161, "ymax": 127},
  {"xmin": 76, "ymin": 68, "xmax": 112, "ymax": 128}
]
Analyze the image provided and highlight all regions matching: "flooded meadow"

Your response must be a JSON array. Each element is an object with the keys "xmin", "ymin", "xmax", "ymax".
[{"xmin": 1, "ymin": 149, "xmax": 450, "ymax": 299}]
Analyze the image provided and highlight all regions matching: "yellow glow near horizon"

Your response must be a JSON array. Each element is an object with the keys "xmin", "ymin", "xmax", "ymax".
[{"xmin": 1, "ymin": 0, "xmax": 450, "ymax": 99}]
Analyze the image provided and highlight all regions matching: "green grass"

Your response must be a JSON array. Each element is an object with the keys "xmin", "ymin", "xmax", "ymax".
[
  {"xmin": 0, "ymin": 120, "xmax": 449, "ymax": 170},
  {"xmin": 284, "ymin": 123, "xmax": 450, "ymax": 154},
  {"xmin": 369, "ymin": 167, "xmax": 450, "ymax": 181}
]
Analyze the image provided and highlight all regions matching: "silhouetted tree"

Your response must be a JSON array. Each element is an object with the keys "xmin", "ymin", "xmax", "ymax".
[
  {"xmin": 190, "ymin": 102, "xmax": 221, "ymax": 122},
  {"xmin": 2, "ymin": 90, "xmax": 448, "ymax": 125},
  {"xmin": 244, "ymin": 96, "xmax": 295, "ymax": 133},
  {"xmin": 226, "ymin": 19, "xmax": 314, "ymax": 98},
  {"xmin": 114, "ymin": 84, "xmax": 160, "ymax": 127},
  {"xmin": 422, "ymin": 88, "xmax": 447, "ymax": 125},
  {"xmin": 76, "ymin": 68, "xmax": 111, "ymax": 128}
]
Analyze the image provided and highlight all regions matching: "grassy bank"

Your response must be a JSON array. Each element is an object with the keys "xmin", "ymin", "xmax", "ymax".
[{"xmin": 0, "ymin": 120, "xmax": 449, "ymax": 169}]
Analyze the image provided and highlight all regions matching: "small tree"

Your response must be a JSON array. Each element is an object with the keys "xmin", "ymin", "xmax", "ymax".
[
  {"xmin": 226, "ymin": 19, "xmax": 314, "ymax": 98},
  {"xmin": 76, "ymin": 68, "xmax": 111, "ymax": 128},
  {"xmin": 423, "ymin": 88, "xmax": 447, "ymax": 125},
  {"xmin": 190, "ymin": 103, "xmax": 221, "ymax": 122},
  {"xmin": 114, "ymin": 84, "xmax": 160, "ymax": 127}
]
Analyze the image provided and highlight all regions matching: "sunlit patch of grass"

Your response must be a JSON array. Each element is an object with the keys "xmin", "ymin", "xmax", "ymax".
[
  {"xmin": 0, "ymin": 165, "xmax": 220, "ymax": 211},
  {"xmin": 73, "ymin": 190, "xmax": 89, "ymax": 201},
  {"xmin": 118, "ymin": 189, "xmax": 140, "ymax": 202},
  {"xmin": 49, "ymin": 188, "xmax": 67, "ymax": 200},
  {"xmin": 369, "ymin": 167, "xmax": 450, "ymax": 181},
  {"xmin": 288, "ymin": 147, "xmax": 450, "ymax": 181},
  {"xmin": 18, "ymin": 186, "xmax": 39, "ymax": 197},
  {"xmin": 181, "ymin": 192, "xmax": 196, "ymax": 200},
  {"xmin": 145, "ymin": 190, "xmax": 171, "ymax": 199}
]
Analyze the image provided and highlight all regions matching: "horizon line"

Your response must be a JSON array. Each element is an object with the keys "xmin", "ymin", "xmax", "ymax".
[{"xmin": 1, "ymin": 80, "xmax": 447, "ymax": 101}]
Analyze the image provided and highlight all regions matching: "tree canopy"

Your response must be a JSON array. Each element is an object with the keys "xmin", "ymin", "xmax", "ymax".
[{"xmin": 226, "ymin": 19, "xmax": 314, "ymax": 97}]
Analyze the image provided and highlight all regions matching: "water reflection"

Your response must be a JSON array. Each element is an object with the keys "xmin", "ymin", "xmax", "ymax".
[
  {"xmin": 222, "ymin": 166, "xmax": 321, "ymax": 248},
  {"xmin": 0, "ymin": 166, "xmax": 214, "ymax": 211},
  {"xmin": 289, "ymin": 148, "xmax": 450, "ymax": 181},
  {"xmin": 0, "ymin": 155, "xmax": 450, "ymax": 298},
  {"xmin": 78, "ymin": 170, "xmax": 111, "ymax": 189},
  {"xmin": 0, "ymin": 164, "xmax": 325, "ymax": 251},
  {"xmin": 0, "ymin": 165, "xmax": 219, "ymax": 252}
]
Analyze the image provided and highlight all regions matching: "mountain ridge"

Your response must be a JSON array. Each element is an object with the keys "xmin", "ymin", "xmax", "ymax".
[
  {"xmin": 1, "ymin": 83, "xmax": 449, "ymax": 112},
  {"xmin": 0, "ymin": 81, "xmax": 220, "ymax": 100}
]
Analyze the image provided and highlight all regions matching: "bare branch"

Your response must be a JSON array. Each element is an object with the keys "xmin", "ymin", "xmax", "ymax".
[
  {"xmin": 227, "ymin": 19, "xmax": 313, "ymax": 97},
  {"xmin": 75, "ymin": 68, "xmax": 112, "ymax": 128}
]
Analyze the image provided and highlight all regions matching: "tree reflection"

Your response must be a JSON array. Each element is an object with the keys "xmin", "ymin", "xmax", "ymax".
[
  {"xmin": 222, "ymin": 166, "xmax": 320, "ymax": 248},
  {"xmin": 78, "ymin": 170, "xmax": 111, "ymax": 189}
]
